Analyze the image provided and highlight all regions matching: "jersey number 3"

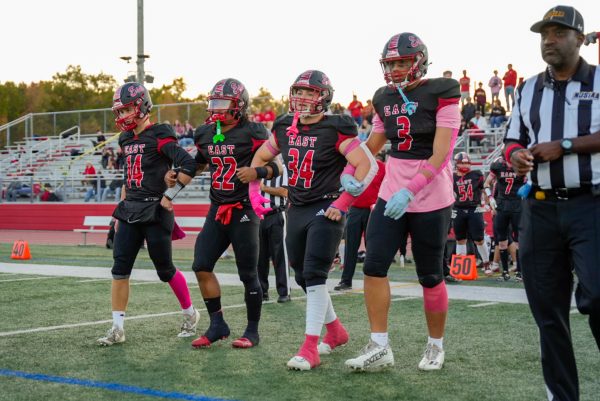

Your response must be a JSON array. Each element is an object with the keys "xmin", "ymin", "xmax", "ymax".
[
  {"xmin": 288, "ymin": 148, "xmax": 314, "ymax": 188},
  {"xmin": 396, "ymin": 116, "xmax": 413, "ymax": 151}
]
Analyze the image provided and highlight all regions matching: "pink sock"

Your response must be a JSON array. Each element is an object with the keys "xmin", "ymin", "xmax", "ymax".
[
  {"xmin": 423, "ymin": 281, "xmax": 448, "ymax": 312},
  {"xmin": 168, "ymin": 269, "xmax": 192, "ymax": 309},
  {"xmin": 298, "ymin": 334, "xmax": 320, "ymax": 367},
  {"xmin": 322, "ymin": 318, "xmax": 348, "ymax": 348}
]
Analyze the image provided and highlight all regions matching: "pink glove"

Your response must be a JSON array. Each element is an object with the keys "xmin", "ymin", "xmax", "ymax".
[{"xmin": 249, "ymin": 181, "xmax": 272, "ymax": 219}]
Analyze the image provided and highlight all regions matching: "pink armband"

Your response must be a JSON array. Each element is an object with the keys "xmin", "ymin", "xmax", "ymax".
[
  {"xmin": 406, "ymin": 173, "xmax": 429, "ymax": 195},
  {"xmin": 342, "ymin": 138, "xmax": 361, "ymax": 156},
  {"xmin": 342, "ymin": 164, "xmax": 356, "ymax": 176},
  {"xmin": 331, "ymin": 192, "xmax": 354, "ymax": 214},
  {"xmin": 265, "ymin": 140, "xmax": 280, "ymax": 156},
  {"xmin": 422, "ymin": 162, "xmax": 438, "ymax": 179}
]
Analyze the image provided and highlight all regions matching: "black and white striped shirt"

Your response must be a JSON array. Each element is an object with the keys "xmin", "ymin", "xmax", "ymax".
[
  {"xmin": 504, "ymin": 58, "xmax": 600, "ymax": 189},
  {"xmin": 261, "ymin": 167, "xmax": 288, "ymax": 209}
]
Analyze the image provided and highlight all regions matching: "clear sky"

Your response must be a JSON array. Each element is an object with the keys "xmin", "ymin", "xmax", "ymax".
[{"xmin": 1, "ymin": 0, "xmax": 598, "ymax": 107}]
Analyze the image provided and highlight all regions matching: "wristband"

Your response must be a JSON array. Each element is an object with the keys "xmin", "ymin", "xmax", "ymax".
[
  {"xmin": 255, "ymin": 167, "xmax": 268, "ymax": 179},
  {"xmin": 484, "ymin": 187, "xmax": 492, "ymax": 197},
  {"xmin": 266, "ymin": 160, "xmax": 280, "ymax": 178},
  {"xmin": 164, "ymin": 180, "xmax": 185, "ymax": 201}
]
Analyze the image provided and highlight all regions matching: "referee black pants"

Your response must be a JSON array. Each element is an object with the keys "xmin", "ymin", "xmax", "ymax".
[
  {"xmin": 257, "ymin": 210, "xmax": 289, "ymax": 297},
  {"xmin": 340, "ymin": 206, "xmax": 371, "ymax": 286},
  {"xmin": 521, "ymin": 194, "xmax": 600, "ymax": 401}
]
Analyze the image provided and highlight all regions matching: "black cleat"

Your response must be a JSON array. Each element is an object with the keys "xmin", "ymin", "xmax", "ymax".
[{"xmin": 334, "ymin": 282, "xmax": 352, "ymax": 291}]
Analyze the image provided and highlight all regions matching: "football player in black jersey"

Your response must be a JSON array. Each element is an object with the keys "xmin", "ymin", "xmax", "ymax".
[
  {"xmin": 452, "ymin": 152, "xmax": 490, "ymax": 270},
  {"xmin": 98, "ymin": 83, "xmax": 200, "ymax": 346},
  {"xmin": 345, "ymin": 33, "xmax": 461, "ymax": 371},
  {"xmin": 249, "ymin": 70, "xmax": 378, "ymax": 370},
  {"xmin": 484, "ymin": 156, "xmax": 525, "ymax": 281},
  {"xmin": 166, "ymin": 78, "xmax": 278, "ymax": 350}
]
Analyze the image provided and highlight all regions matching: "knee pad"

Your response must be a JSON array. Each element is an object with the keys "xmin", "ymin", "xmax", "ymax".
[
  {"xmin": 363, "ymin": 261, "xmax": 388, "ymax": 278},
  {"xmin": 157, "ymin": 266, "xmax": 176, "ymax": 282},
  {"xmin": 418, "ymin": 273, "xmax": 444, "ymax": 288}
]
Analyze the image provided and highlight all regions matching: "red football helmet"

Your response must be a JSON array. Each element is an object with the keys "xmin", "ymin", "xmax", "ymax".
[
  {"xmin": 112, "ymin": 83, "xmax": 153, "ymax": 131},
  {"xmin": 380, "ymin": 33, "xmax": 429, "ymax": 88},
  {"xmin": 454, "ymin": 152, "xmax": 472, "ymax": 173},
  {"xmin": 289, "ymin": 70, "xmax": 334, "ymax": 117}
]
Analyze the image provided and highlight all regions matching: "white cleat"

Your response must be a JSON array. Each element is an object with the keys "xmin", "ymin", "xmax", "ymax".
[
  {"xmin": 97, "ymin": 326, "xmax": 125, "ymax": 346},
  {"xmin": 418, "ymin": 343, "xmax": 445, "ymax": 371},
  {"xmin": 286, "ymin": 356, "xmax": 313, "ymax": 371},
  {"xmin": 317, "ymin": 342, "xmax": 333, "ymax": 355},
  {"xmin": 345, "ymin": 340, "xmax": 394, "ymax": 371},
  {"xmin": 178, "ymin": 308, "xmax": 200, "ymax": 338}
]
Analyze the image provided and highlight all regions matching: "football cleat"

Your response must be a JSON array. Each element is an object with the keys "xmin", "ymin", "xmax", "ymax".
[
  {"xmin": 232, "ymin": 334, "xmax": 259, "ymax": 349},
  {"xmin": 97, "ymin": 326, "xmax": 125, "ymax": 346},
  {"xmin": 497, "ymin": 273, "xmax": 511, "ymax": 282},
  {"xmin": 418, "ymin": 343, "xmax": 445, "ymax": 371},
  {"xmin": 318, "ymin": 321, "xmax": 349, "ymax": 355},
  {"xmin": 287, "ymin": 355, "xmax": 320, "ymax": 371},
  {"xmin": 515, "ymin": 272, "xmax": 523, "ymax": 282},
  {"xmin": 191, "ymin": 322, "xmax": 230, "ymax": 348},
  {"xmin": 345, "ymin": 340, "xmax": 394, "ymax": 371},
  {"xmin": 178, "ymin": 308, "xmax": 200, "ymax": 338},
  {"xmin": 334, "ymin": 282, "xmax": 352, "ymax": 291},
  {"xmin": 483, "ymin": 262, "xmax": 493, "ymax": 276},
  {"xmin": 490, "ymin": 262, "xmax": 500, "ymax": 273}
]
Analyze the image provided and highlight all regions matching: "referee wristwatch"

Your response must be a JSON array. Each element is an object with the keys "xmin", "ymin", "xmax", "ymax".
[{"xmin": 560, "ymin": 139, "xmax": 573, "ymax": 155}]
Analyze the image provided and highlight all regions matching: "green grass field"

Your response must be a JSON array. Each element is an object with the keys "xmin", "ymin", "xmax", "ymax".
[{"xmin": 1, "ymin": 243, "xmax": 598, "ymax": 401}]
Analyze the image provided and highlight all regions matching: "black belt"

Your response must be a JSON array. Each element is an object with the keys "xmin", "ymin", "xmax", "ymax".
[
  {"xmin": 532, "ymin": 186, "xmax": 590, "ymax": 201},
  {"xmin": 264, "ymin": 206, "xmax": 286, "ymax": 217}
]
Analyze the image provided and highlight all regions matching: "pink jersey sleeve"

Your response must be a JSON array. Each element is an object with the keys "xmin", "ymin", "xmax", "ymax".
[
  {"xmin": 436, "ymin": 101, "xmax": 461, "ymax": 129},
  {"xmin": 372, "ymin": 112, "xmax": 385, "ymax": 132}
]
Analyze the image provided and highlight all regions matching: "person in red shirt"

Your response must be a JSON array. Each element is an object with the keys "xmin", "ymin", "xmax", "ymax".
[
  {"xmin": 474, "ymin": 82, "xmax": 487, "ymax": 115},
  {"xmin": 459, "ymin": 70, "xmax": 471, "ymax": 107},
  {"xmin": 348, "ymin": 94, "xmax": 364, "ymax": 126},
  {"xmin": 334, "ymin": 158, "xmax": 386, "ymax": 291},
  {"xmin": 261, "ymin": 105, "xmax": 276, "ymax": 130},
  {"xmin": 502, "ymin": 64, "xmax": 517, "ymax": 111}
]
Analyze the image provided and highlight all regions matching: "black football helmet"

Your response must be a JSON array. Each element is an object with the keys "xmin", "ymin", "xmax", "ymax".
[
  {"xmin": 289, "ymin": 70, "xmax": 334, "ymax": 117},
  {"xmin": 380, "ymin": 33, "xmax": 429, "ymax": 88},
  {"xmin": 207, "ymin": 78, "xmax": 249, "ymax": 124},
  {"xmin": 112, "ymin": 82, "xmax": 153, "ymax": 131},
  {"xmin": 454, "ymin": 152, "xmax": 472, "ymax": 173}
]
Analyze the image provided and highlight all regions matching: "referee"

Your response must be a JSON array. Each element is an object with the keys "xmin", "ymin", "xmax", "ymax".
[
  {"xmin": 257, "ymin": 166, "xmax": 291, "ymax": 303},
  {"xmin": 504, "ymin": 6, "xmax": 600, "ymax": 401}
]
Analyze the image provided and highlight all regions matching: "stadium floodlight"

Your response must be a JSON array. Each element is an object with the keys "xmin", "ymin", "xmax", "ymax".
[{"xmin": 120, "ymin": 56, "xmax": 132, "ymax": 63}]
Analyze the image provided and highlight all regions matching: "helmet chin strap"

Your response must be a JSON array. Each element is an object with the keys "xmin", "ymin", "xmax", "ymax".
[{"xmin": 394, "ymin": 84, "xmax": 417, "ymax": 115}]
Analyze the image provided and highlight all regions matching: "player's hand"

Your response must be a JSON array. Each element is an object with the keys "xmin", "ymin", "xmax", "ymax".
[
  {"xmin": 164, "ymin": 170, "xmax": 177, "ymax": 188},
  {"xmin": 510, "ymin": 149, "xmax": 534, "ymax": 175},
  {"xmin": 236, "ymin": 167, "xmax": 258, "ymax": 184},
  {"xmin": 489, "ymin": 196, "xmax": 497, "ymax": 211},
  {"xmin": 161, "ymin": 196, "xmax": 173, "ymax": 212},
  {"xmin": 340, "ymin": 174, "xmax": 364, "ymax": 196},
  {"xmin": 384, "ymin": 188, "xmax": 414, "ymax": 220},
  {"xmin": 325, "ymin": 206, "xmax": 343, "ymax": 221}
]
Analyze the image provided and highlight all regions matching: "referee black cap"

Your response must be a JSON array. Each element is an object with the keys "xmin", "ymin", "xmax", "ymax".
[{"xmin": 530, "ymin": 5, "xmax": 584, "ymax": 34}]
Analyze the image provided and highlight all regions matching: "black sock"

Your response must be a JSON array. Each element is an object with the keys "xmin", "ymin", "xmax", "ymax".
[
  {"xmin": 500, "ymin": 249, "xmax": 509, "ymax": 274},
  {"xmin": 515, "ymin": 250, "xmax": 520, "ymax": 272},
  {"xmin": 244, "ymin": 283, "xmax": 262, "ymax": 323},
  {"xmin": 204, "ymin": 297, "xmax": 222, "ymax": 314}
]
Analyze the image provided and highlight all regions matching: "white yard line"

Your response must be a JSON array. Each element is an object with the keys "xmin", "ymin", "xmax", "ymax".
[
  {"xmin": 391, "ymin": 296, "xmax": 419, "ymax": 302},
  {"xmin": 468, "ymin": 302, "xmax": 499, "ymax": 308},
  {"xmin": 76, "ymin": 278, "xmax": 111, "ymax": 283},
  {"xmin": 0, "ymin": 276, "xmax": 61, "ymax": 283}
]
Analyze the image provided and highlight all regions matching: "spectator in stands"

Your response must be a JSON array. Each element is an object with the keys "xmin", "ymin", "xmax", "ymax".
[
  {"xmin": 489, "ymin": 100, "xmax": 507, "ymax": 128},
  {"xmin": 82, "ymin": 162, "xmax": 96, "ymax": 186},
  {"xmin": 461, "ymin": 97, "xmax": 476, "ymax": 124},
  {"xmin": 488, "ymin": 70, "xmax": 503, "ymax": 105},
  {"xmin": 6, "ymin": 181, "xmax": 29, "ymax": 202},
  {"xmin": 101, "ymin": 147, "xmax": 115, "ymax": 169},
  {"xmin": 469, "ymin": 110, "xmax": 488, "ymax": 148},
  {"xmin": 459, "ymin": 70, "xmax": 471, "ymax": 107},
  {"xmin": 102, "ymin": 178, "xmax": 124, "ymax": 202},
  {"xmin": 502, "ymin": 64, "xmax": 517, "ymax": 111},
  {"xmin": 362, "ymin": 99, "xmax": 374, "ymax": 124},
  {"xmin": 474, "ymin": 82, "xmax": 487, "ymax": 115},
  {"xmin": 443, "ymin": 70, "xmax": 453, "ymax": 78},
  {"xmin": 40, "ymin": 183, "xmax": 60, "ymax": 202},
  {"xmin": 84, "ymin": 170, "xmax": 106, "ymax": 202},
  {"xmin": 348, "ymin": 94, "xmax": 364, "ymax": 126},
  {"xmin": 92, "ymin": 129, "xmax": 107, "ymax": 148},
  {"xmin": 262, "ymin": 106, "xmax": 276, "ymax": 130},
  {"xmin": 115, "ymin": 149, "xmax": 125, "ymax": 170}
]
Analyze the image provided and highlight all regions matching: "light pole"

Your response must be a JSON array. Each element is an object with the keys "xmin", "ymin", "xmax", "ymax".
[{"xmin": 119, "ymin": 0, "xmax": 153, "ymax": 84}]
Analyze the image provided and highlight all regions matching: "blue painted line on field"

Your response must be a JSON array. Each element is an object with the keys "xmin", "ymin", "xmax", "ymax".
[{"xmin": 0, "ymin": 369, "xmax": 236, "ymax": 401}]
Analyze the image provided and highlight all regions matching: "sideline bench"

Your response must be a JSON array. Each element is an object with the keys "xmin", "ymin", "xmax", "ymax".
[{"xmin": 74, "ymin": 215, "xmax": 206, "ymax": 245}]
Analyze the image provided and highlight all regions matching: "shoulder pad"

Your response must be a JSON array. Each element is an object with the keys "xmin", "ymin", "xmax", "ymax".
[
  {"xmin": 248, "ymin": 122, "xmax": 269, "ymax": 140},
  {"xmin": 334, "ymin": 114, "xmax": 358, "ymax": 136},
  {"xmin": 272, "ymin": 114, "xmax": 293, "ymax": 131},
  {"xmin": 152, "ymin": 123, "xmax": 177, "ymax": 140},
  {"xmin": 431, "ymin": 78, "xmax": 460, "ymax": 99},
  {"xmin": 194, "ymin": 124, "xmax": 213, "ymax": 142}
]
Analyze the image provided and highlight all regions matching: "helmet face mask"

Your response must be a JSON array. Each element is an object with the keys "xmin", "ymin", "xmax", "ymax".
[
  {"xmin": 207, "ymin": 78, "xmax": 249, "ymax": 125},
  {"xmin": 380, "ymin": 33, "xmax": 428, "ymax": 89},
  {"xmin": 112, "ymin": 83, "xmax": 152, "ymax": 131},
  {"xmin": 289, "ymin": 70, "xmax": 334, "ymax": 118}
]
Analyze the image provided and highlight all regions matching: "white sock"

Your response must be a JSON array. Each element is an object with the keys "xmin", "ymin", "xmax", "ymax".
[
  {"xmin": 476, "ymin": 244, "xmax": 489, "ymax": 262},
  {"xmin": 183, "ymin": 305, "xmax": 195, "ymax": 316},
  {"xmin": 324, "ymin": 292, "xmax": 337, "ymax": 324},
  {"xmin": 112, "ymin": 311, "xmax": 125, "ymax": 329},
  {"xmin": 456, "ymin": 243, "xmax": 467, "ymax": 255},
  {"xmin": 305, "ymin": 284, "xmax": 328, "ymax": 336},
  {"xmin": 428, "ymin": 336, "xmax": 443, "ymax": 349},
  {"xmin": 371, "ymin": 332, "xmax": 389, "ymax": 347}
]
